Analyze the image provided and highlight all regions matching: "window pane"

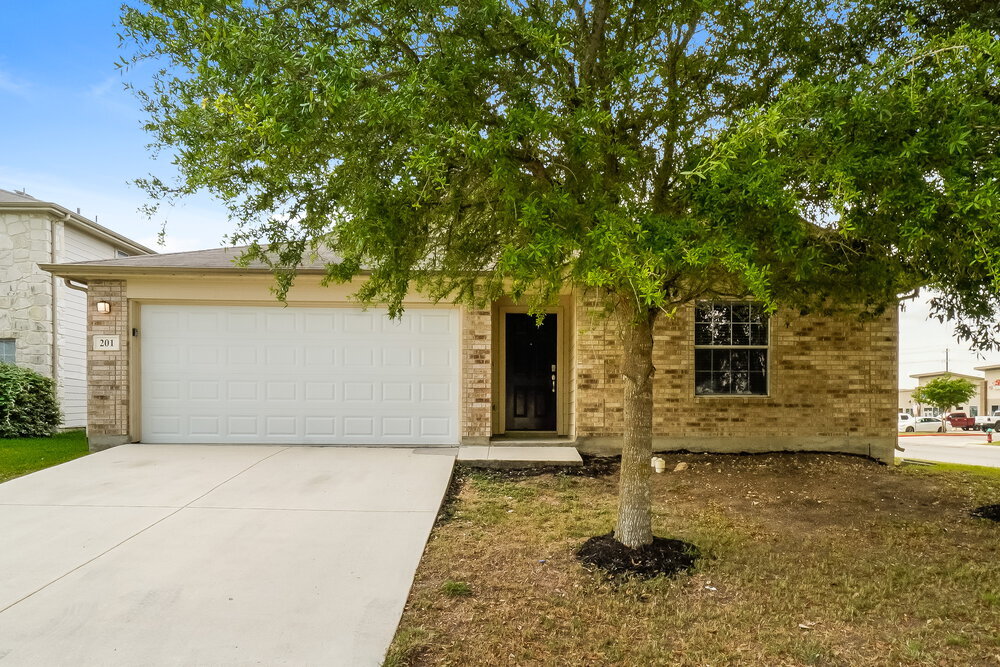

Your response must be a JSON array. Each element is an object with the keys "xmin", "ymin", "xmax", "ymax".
[
  {"xmin": 731, "ymin": 350, "xmax": 749, "ymax": 372},
  {"xmin": 749, "ymin": 371, "xmax": 767, "ymax": 394},
  {"xmin": 696, "ymin": 321, "xmax": 731, "ymax": 345},
  {"xmin": 750, "ymin": 324, "xmax": 768, "ymax": 345},
  {"xmin": 695, "ymin": 371, "xmax": 714, "ymax": 395},
  {"xmin": 0, "ymin": 339, "xmax": 14, "ymax": 365},
  {"xmin": 712, "ymin": 350, "xmax": 730, "ymax": 372},
  {"xmin": 695, "ymin": 323, "xmax": 716, "ymax": 346},
  {"xmin": 705, "ymin": 302, "xmax": 730, "ymax": 322},
  {"xmin": 750, "ymin": 349, "xmax": 767, "ymax": 372},
  {"xmin": 713, "ymin": 371, "xmax": 732, "ymax": 394},
  {"xmin": 694, "ymin": 302, "xmax": 714, "ymax": 323},
  {"xmin": 694, "ymin": 349, "xmax": 712, "ymax": 372},
  {"xmin": 732, "ymin": 322, "xmax": 751, "ymax": 345},
  {"xmin": 731, "ymin": 304, "xmax": 750, "ymax": 323},
  {"xmin": 732, "ymin": 372, "xmax": 750, "ymax": 394}
]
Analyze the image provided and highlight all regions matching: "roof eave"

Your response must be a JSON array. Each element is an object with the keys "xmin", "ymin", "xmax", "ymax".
[
  {"xmin": 0, "ymin": 201, "xmax": 156, "ymax": 255},
  {"xmin": 38, "ymin": 263, "xmax": 359, "ymax": 282},
  {"xmin": 909, "ymin": 371, "xmax": 985, "ymax": 380}
]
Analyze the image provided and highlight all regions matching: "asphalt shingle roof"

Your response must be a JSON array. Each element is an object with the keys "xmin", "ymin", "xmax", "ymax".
[
  {"xmin": 57, "ymin": 245, "xmax": 338, "ymax": 271},
  {"xmin": 0, "ymin": 188, "xmax": 40, "ymax": 203}
]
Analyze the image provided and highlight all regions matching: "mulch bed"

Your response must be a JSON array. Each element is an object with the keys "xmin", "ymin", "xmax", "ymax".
[
  {"xmin": 459, "ymin": 454, "xmax": 621, "ymax": 479},
  {"xmin": 970, "ymin": 504, "xmax": 1000, "ymax": 522},
  {"xmin": 576, "ymin": 532, "xmax": 700, "ymax": 579}
]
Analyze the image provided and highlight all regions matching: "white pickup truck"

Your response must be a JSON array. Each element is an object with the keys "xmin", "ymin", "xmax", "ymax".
[{"xmin": 973, "ymin": 412, "xmax": 1000, "ymax": 430}]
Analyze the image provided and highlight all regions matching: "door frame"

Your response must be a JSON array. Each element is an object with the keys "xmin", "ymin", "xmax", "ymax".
[{"xmin": 495, "ymin": 304, "xmax": 569, "ymax": 435}]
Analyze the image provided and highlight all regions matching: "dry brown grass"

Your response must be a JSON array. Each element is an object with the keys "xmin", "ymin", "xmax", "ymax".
[{"xmin": 386, "ymin": 453, "xmax": 1000, "ymax": 667}]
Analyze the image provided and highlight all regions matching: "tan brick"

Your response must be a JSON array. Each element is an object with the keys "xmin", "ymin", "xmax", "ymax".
[{"xmin": 574, "ymin": 297, "xmax": 896, "ymax": 443}]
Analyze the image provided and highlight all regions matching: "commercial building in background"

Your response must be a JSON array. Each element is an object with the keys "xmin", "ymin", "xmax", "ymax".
[{"xmin": 899, "ymin": 371, "xmax": 987, "ymax": 416}]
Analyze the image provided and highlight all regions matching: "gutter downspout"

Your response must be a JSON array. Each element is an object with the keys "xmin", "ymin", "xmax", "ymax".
[
  {"xmin": 50, "ymin": 215, "xmax": 64, "ymax": 383},
  {"xmin": 62, "ymin": 278, "xmax": 88, "ymax": 293}
]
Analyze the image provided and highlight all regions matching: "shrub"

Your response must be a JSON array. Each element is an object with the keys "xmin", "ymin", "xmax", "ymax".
[{"xmin": 0, "ymin": 363, "xmax": 61, "ymax": 438}]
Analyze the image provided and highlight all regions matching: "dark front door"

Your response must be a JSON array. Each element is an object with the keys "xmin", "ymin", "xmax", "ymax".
[{"xmin": 505, "ymin": 313, "xmax": 558, "ymax": 431}]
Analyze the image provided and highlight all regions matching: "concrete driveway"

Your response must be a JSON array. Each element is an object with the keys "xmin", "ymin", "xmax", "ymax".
[{"xmin": 0, "ymin": 444, "xmax": 456, "ymax": 666}]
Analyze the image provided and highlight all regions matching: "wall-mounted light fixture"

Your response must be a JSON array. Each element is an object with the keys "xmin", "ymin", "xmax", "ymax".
[{"xmin": 96, "ymin": 300, "xmax": 111, "ymax": 314}]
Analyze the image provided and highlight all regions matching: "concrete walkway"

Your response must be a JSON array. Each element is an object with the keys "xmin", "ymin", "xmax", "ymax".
[{"xmin": 0, "ymin": 444, "xmax": 456, "ymax": 666}]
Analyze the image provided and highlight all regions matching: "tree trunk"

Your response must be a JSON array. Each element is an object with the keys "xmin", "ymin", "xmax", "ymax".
[{"xmin": 614, "ymin": 298, "xmax": 658, "ymax": 549}]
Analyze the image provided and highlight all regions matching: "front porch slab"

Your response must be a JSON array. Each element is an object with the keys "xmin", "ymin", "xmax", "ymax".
[{"xmin": 457, "ymin": 445, "xmax": 583, "ymax": 469}]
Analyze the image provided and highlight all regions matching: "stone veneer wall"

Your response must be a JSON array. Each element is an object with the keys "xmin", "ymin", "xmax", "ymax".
[
  {"xmin": 461, "ymin": 307, "xmax": 492, "ymax": 444},
  {"xmin": 574, "ymin": 292, "xmax": 898, "ymax": 462},
  {"xmin": 0, "ymin": 212, "xmax": 54, "ymax": 375},
  {"xmin": 87, "ymin": 280, "xmax": 130, "ymax": 450}
]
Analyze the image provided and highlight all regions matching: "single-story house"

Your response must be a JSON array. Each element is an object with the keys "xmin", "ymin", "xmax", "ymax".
[
  {"xmin": 42, "ymin": 247, "xmax": 896, "ymax": 461},
  {"xmin": 1, "ymin": 188, "xmax": 154, "ymax": 427}
]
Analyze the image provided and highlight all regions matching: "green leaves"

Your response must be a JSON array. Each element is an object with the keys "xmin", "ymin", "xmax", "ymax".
[
  {"xmin": 121, "ymin": 1, "xmax": 1000, "ymax": 338},
  {"xmin": 0, "ymin": 363, "xmax": 61, "ymax": 439},
  {"xmin": 911, "ymin": 376, "xmax": 979, "ymax": 415},
  {"xmin": 688, "ymin": 27, "xmax": 1000, "ymax": 340}
]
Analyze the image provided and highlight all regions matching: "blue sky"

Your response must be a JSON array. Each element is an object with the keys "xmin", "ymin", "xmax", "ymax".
[
  {"xmin": 0, "ymin": 2, "xmax": 229, "ymax": 253},
  {"xmin": 0, "ymin": 2, "xmax": 994, "ymax": 382}
]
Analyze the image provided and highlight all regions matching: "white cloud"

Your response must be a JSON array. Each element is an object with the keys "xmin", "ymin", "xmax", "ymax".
[
  {"xmin": 87, "ymin": 74, "xmax": 118, "ymax": 99},
  {"xmin": 0, "ymin": 68, "xmax": 31, "ymax": 97}
]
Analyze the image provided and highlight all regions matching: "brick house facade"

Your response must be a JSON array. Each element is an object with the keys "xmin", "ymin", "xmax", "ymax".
[{"xmin": 47, "ymin": 248, "xmax": 896, "ymax": 462}]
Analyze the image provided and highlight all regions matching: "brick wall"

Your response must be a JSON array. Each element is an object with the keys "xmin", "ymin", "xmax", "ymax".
[
  {"xmin": 87, "ymin": 280, "xmax": 129, "ymax": 450},
  {"xmin": 461, "ymin": 307, "xmax": 492, "ymax": 444},
  {"xmin": 575, "ymin": 294, "xmax": 898, "ymax": 461}
]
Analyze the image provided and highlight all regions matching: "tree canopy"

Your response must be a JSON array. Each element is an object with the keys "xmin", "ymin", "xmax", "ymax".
[
  {"xmin": 911, "ymin": 376, "xmax": 979, "ymax": 416},
  {"xmin": 121, "ymin": 1, "xmax": 1000, "ymax": 335},
  {"xmin": 120, "ymin": 0, "xmax": 1000, "ymax": 549}
]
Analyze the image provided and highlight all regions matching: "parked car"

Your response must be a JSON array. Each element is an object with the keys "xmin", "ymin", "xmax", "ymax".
[
  {"xmin": 944, "ymin": 412, "xmax": 975, "ymax": 431},
  {"xmin": 914, "ymin": 416, "xmax": 946, "ymax": 433},
  {"xmin": 898, "ymin": 413, "xmax": 915, "ymax": 432},
  {"xmin": 973, "ymin": 411, "xmax": 1000, "ymax": 430}
]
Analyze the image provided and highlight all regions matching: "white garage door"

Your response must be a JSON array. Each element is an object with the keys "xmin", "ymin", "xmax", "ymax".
[{"xmin": 140, "ymin": 304, "xmax": 460, "ymax": 445}]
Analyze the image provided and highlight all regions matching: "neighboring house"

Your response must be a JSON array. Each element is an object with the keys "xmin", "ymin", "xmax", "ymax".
[
  {"xmin": 43, "ymin": 247, "xmax": 896, "ymax": 461},
  {"xmin": 0, "ymin": 188, "xmax": 154, "ymax": 428},
  {"xmin": 906, "ymin": 371, "xmax": 986, "ymax": 416}
]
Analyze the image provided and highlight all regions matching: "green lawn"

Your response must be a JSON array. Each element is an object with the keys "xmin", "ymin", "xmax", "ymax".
[
  {"xmin": 0, "ymin": 431, "xmax": 89, "ymax": 483},
  {"xmin": 388, "ymin": 454, "xmax": 1000, "ymax": 666}
]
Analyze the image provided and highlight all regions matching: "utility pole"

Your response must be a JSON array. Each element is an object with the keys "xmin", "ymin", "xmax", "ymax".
[{"xmin": 945, "ymin": 348, "xmax": 949, "ymax": 372}]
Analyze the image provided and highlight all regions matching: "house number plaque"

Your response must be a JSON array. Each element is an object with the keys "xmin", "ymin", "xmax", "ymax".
[{"xmin": 93, "ymin": 335, "xmax": 121, "ymax": 351}]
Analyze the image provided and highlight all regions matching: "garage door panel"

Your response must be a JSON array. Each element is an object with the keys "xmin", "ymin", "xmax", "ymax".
[
  {"xmin": 304, "ymin": 417, "xmax": 336, "ymax": 436},
  {"xmin": 141, "ymin": 305, "xmax": 459, "ymax": 445},
  {"xmin": 227, "ymin": 381, "xmax": 259, "ymax": 401},
  {"xmin": 227, "ymin": 416, "xmax": 258, "ymax": 436},
  {"xmin": 343, "ymin": 346, "xmax": 375, "ymax": 367},
  {"xmin": 304, "ymin": 347, "xmax": 335, "ymax": 365}
]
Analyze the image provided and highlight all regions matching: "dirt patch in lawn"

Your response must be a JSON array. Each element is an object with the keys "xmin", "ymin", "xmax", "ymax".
[
  {"xmin": 971, "ymin": 503, "xmax": 1000, "ymax": 522},
  {"xmin": 388, "ymin": 453, "xmax": 1000, "ymax": 666}
]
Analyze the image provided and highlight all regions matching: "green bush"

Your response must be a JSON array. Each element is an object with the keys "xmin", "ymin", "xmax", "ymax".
[{"xmin": 0, "ymin": 363, "xmax": 61, "ymax": 438}]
